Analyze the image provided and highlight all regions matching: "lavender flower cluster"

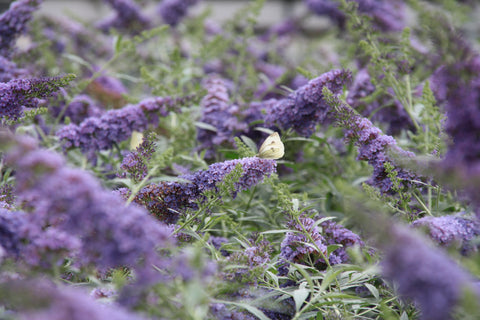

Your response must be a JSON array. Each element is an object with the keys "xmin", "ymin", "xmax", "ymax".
[
  {"xmin": 280, "ymin": 215, "xmax": 364, "ymax": 270},
  {"xmin": 305, "ymin": 0, "xmax": 405, "ymax": 32},
  {"xmin": 2, "ymin": 135, "xmax": 173, "ymax": 272},
  {"xmin": 0, "ymin": 0, "xmax": 41, "ymax": 58},
  {"xmin": 264, "ymin": 69, "xmax": 352, "ymax": 137},
  {"xmin": 61, "ymin": 94, "xmax": 103, "ymax": 124},
  {"xmin": 57, "ymin": 95, "xmax": 191, "ymax": 156},
  {"xmin": 157, "ymin": 0, "xmax": 201, "ymax": 27},
  {"xmin": 320, "ymin": 218, "xmax": 365, "ymax": 264},
  {"xmin": 0, "ymin": 76, "xmax": 74, "ymax": 120},
  {"xmin": 280, "ymin": 216, "xmax": 328, "ymax": 267},
  {"xmin": 412, "ymin": 215, "xmax": 480, "ymax": 255},
  {"xmin": 97, "ymin": 0, "xmax": 151, "ymax": 34},
  {"xmin": 196, "ymin": 76, "xmax": 247, "ymax": 158},
  {"xmin": 334, "ymin": 98, "xmax": 417, "ymax": 194},
  {"xmin": 1, "ymin": 279, "xmax": 148, "ymax": 320},
  {"xmin": 124, "ymin": 157, "xmax": 276, "ymax": 223},
  {"xmin": 381, "ymin": 225, "xmax": 480, "ymax": 320}
]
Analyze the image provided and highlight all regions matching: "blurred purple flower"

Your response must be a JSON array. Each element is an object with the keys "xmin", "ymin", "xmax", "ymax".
[
  {"xmin": 305, "ymin": 0, "xmax": 405, "ymax": 32},
  {"xmin": 4, "ymin": 136, "xmax": 173, "ymax": 272},
  {"xmin": 0, "ymin": 56, "xmax": 27, "ymax": 82},
  {"xmin": 126, "ymin": 157, "xmax": 277, "ymax": 224},
  {"xmin": 264, "ymin": 69, "xmax": 352, "ymax": 137},
  {"xmin": 320, "ymin": 218, "xmax": 364, "ymax": 264},
  {"xmin": 97, "ymin": 0, "xmax": 151, "ymax": 34},
  {"xmin": 0, "ymin": 76, "xmax": 73, "ymax": 120},
  {"xmin": 157, "ymin": 0, "xmax": 201, "ymax": 27},
  {"xmin": 0, "ymin": 208, "xmax": 26, "ymax": 259},
  {"xmin": 57, "ymin": 95, "xmax": 190, "ymax": 156},
  {"xmin": 412, "ymin": 215, "xmax": 480, "ymax": 255},
  {"xmin": 208, "ymin": 236, "xmax": 229, "ymax": 256},
  {"xmin": 196, "ymin": 76, "xmax": 247, "ymax": 158},
  {"xmin": 381, "ymin": 225, "xmax": 480, "ymax": 320},
  {"xmin": 254, "ymin": 62, "xmax": 287, "ymax": 100},
  {"xmin": 429, "ymin": 36, "xmax": 480, "ymax": 214},
  {"xmin": 62, "ymin": 94, "xmax": 103, "ymax": 124},
  {"xmin": 210, "ymin": 303, "xmax": 257, "ymax": 320},
  {"xmin": 1, "ymin": 279, "xmax": 147, "ymax": 320},
  {"xmin": 0, "ymin": 0, "xmax": 42, "ymax": 58},
  {"xmin": 280, "ymin": 216, "xmax": 328, "ymax": 267},
  {"xmin": 41, "ymin": 16, "xmax": 113, "ymax": 59}
]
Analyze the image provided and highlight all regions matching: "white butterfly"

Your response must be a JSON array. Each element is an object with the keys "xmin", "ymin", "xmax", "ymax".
[{"xmin": 256, "ymin": 132, "xmax": 284, "ymax": 159}]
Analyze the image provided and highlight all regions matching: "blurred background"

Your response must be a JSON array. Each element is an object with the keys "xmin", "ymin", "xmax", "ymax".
[{"xmin": 0, "ymin": 0, "xmax": 305, "ymax": 23}]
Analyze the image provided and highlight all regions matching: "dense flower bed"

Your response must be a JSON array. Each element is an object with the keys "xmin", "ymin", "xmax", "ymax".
[{"xmin": 1, "ymin": 0, "xmax": 480, "ymax": 319}]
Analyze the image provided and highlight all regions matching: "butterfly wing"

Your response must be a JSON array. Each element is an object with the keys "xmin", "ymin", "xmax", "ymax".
[{"xmin": 258, "ymin": 132, "xmax": 284, "ymax": 159}]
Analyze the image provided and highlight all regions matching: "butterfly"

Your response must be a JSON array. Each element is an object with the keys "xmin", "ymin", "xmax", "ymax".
[{"xmin": 257, "ymin": 132, "xmax": 284, "ymax": 159}]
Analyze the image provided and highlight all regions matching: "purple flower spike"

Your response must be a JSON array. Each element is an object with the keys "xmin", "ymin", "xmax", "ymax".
[
  {"xmin": 342, "ymin": 109, "xmax": 417, "ymax": 193},
  {"xmin": 0, "ymin": 0, "xmax": 42, "ymax": 58},
  {"xmin": 98, "ymin": 0, "xmax": 151, "ymax": 34},
  {"xmin": 196, "ymin": 76, "xmax": 247, "ymax": 158},
  {"xmin": 4, "ymin": 136, "xmax": 173, "ymax": 272},
  {"xmin": 157, "ymin": 0, "xmax": 201, "ymax": 27},
  {"xmin": 3, "ymin": 279, "xmax": 148, "ymax": 320},
  {"xmin": 0, "ymin": 56, "xmax": 27, "ymax": 83},
  {"xmin": 412, "ymin": 215, "xmax": 480, "ymax": 255},
  {"xmin": 57, "ymin": 95, "xmax": 191, "ymax": 155},
  {"xmin": 320, "ymin": 219, "xmax": 364, "ymax": 264},
  {"xmin": 63, "ymin": 94, "xmax": 103, "ymax": 124},
  {"xmin": 126, "ymin": 157, "xmax": 276, "ymax": 223},
  {"xmin": 265, "ymin": 69, "xmax": 352, "ymax": 137},
  {"xmin": 0, "ymin": 76, "xmax": 73, "ymax": 120},
  {"xmin": 280, "ymin": 216, "xmax": 328, "ymax": 266},
  {"xmin": 381, "ymin": 225, "xmax": 480, "ymax": 320},
  {"xmin": 305, "ymin": 0, "xmax": 405, "ymax": 32}
]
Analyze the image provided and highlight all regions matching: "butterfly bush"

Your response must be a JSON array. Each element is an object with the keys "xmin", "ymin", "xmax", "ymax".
[
  {"xmin": 280, "ymin": 215, "xmax": 328, "ymax": 267},
  {"xmin": 123, "ymin": 157, "xmax": 276, "ymax": 224},
  {"xmin": 305, "ymin": 0, "xmax": 405, "ymax": 32},
  {"xmin": 0, "ymin": 56, "xmax": 27, "ymax": 82},
  {"xmin": 40, "ymin": 16, "xmax": 113, "ymax": 59},
  {"xmin": 197, "ymin": 76, "xmax": 247, "ymax": 158},
  {"xmin": 280, "ymin": 215, "xmax": 364, "ymax": 270},
  {"xmin": 0, "ymin": 76, "xmax": 74, "ymax": 120},
  {"xmin": 158, "ymin": 0, "xmax": 201, "ymax": 27},
  {"xmin": 57, "ymin": 95, "xmax": 191, "ymax": 155},
  {"xmin": 320, "ymin": 218, "xmax": 365, "ymax": 264},
  {"xmin": 59, "ymin": 94, "xmax": 102, "ymax": 124},
  {"xmin": 381, "ymin": 224, "xmax": 480, "ymax": 320},
  {"xmin": 328, "ymin": 94, "xmax": 418, "ymax": 193},
  {"xmin": 98, "ymin": 0, "xmax": 151, "ymax": 34},
  {"xmin": 3, "ymin": 135, "xmax": 173, "ymax": 272},
  {"xmin": 264, "ymin": 69, "xmax": 352, "ymax": 137},
  {"xmin": 2, "ymin": 280, "xmax": 148, "ymax": 320},
  {"xmin": 412, "ymin": 215, "xmax": 480, "ymax": 255},
  {"xmin": 429, "ymin": 38, "xmax": 480, "ymax": 214},
  {"xmin": 3, "ymin": 0, "xmax": 480, "ymax": 318},
  {"xmin": 0, "ymin": 0, "xmax": 42, "ymax": 58}
]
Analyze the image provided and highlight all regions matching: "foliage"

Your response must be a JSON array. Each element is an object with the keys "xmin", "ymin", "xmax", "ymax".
[{"xmin": 1, "ymin": 0, "xmax": 480, "ymax": 319}]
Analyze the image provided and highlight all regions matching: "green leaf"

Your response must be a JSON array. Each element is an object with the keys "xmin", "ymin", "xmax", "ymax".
[
  {"xmin": 194, "ymin": 121, "xmax": 218, "ymax": 132},
  {"xmin": 293, "ymin": 282, "xmax": 310, "ymax": 312},
  {"xmin": 364, "ymin": 283, "xmax": 380, "ymax": 300},
  {"xmin": 240, "ymin": 135, "xmax": 258, "ymax": 153}
]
